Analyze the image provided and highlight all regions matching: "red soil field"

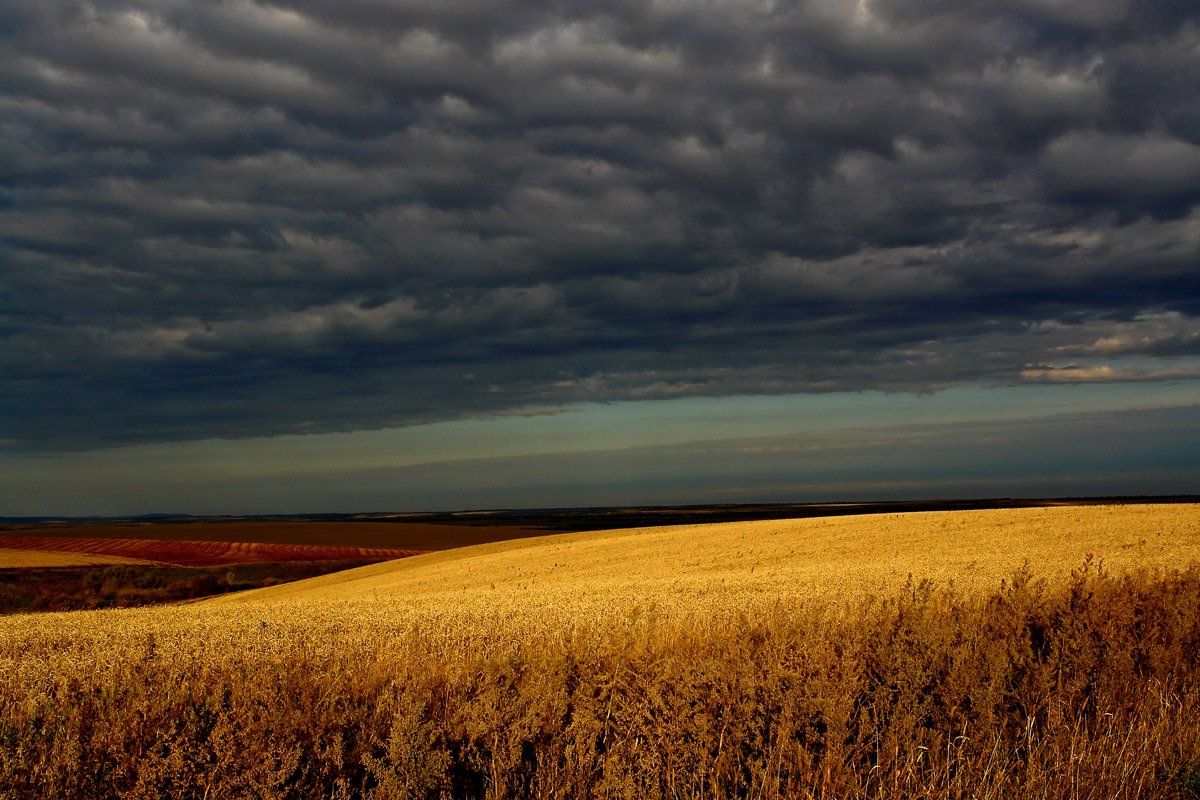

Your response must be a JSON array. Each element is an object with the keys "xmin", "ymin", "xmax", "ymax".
[
  {"xmin": 0, "ymin": 535, "xmax": 422, "ymax": 567},
  {"xmin": 0, "ymin": 521, "xmax": 547, "ymax": 550}
]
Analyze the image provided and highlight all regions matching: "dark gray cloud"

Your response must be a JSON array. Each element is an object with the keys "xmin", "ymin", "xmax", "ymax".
[{"xmin": 2, "ymin": 0, "xmax": 1198, "ymax": 448}]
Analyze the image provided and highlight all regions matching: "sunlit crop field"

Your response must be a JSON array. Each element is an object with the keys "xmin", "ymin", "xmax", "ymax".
[
  {"xmin": 5, "ymin": 504, "xmax": 1199, "ymax": 666},
  {"xmin": 2, "ymin": 504, "xmax": 1200, "ymax": 799},
  {"xmin": 215, "ymin": 503, "xmax": 1200, "ymax": 624}
]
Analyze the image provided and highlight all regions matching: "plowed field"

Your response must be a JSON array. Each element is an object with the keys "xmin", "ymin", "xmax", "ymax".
[{"xmin": 0, "ymin": 535, "xmax": 420, "ymax": 567}]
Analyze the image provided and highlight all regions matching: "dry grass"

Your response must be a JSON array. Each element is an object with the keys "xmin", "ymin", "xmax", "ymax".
[
  {"xmin": 2, "ymin": 504, "xmax": 1199, "ymax": 799},
  {"xmin": 0, "ymin": 548, "xmax": 154, "ymax": 567}
]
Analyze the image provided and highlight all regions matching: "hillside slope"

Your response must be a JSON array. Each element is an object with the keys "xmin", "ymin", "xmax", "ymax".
[
  {"xmin": 215, "ymin": 504, "xmax": 1200, "ymax": 619},
  {"xmin": 5, "ymin": 504, "xmax": 1200, "ymax": 800}
]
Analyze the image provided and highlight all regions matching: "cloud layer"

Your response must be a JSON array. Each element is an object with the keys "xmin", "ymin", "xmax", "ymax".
[{"xmin": 2, "ymin": 0, "xmax": 1198, "ymax": 448}]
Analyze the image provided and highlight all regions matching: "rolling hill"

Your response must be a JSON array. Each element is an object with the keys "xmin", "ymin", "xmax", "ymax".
[
  {"xmin": 214, "ymin": 503, "xmax": 1200, "ymax": 621},
  {"xmin": 5, "ymin": 503, "xmax": 1200, "ymax": 800}
]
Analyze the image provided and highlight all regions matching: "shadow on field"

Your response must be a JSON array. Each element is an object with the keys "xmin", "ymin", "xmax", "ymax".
[{"xmin": 0, "ymin": 560, "xmax": 380, "ymax": 614}]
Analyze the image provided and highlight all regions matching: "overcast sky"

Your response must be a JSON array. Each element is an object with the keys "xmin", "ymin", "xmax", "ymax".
[{"xmin": 1, "ymin": 0, "xmax": 1197, "ymax": 514}]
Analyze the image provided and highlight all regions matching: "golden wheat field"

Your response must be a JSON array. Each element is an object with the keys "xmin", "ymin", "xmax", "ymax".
[
  {"xmin": 214, "ymin": 503, "xmax": 1200, "ymax": 621},
  {"xmin": 2, "ymin": 503, "xmax": 1196, "ymax": 652},
  {"xmin": 3, "ymin": 503, "xmax": 1200, "ymax": 800},
  {"xmin": 0, "ymin": 547, "xmax": 156, "ymax": 568}
]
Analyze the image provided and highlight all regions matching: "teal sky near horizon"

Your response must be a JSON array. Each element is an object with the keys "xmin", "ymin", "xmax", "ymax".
[{"xmin": 3, "ymin": 379, "xmax": 1197, "ymax": 517}]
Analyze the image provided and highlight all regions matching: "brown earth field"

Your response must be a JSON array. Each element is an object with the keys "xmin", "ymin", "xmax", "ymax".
[
  {"xmin": 0, "ymin": 534, "xmax": 424, "ymax": 567},
  {"xmin": 0, "ymin": 520, "xmax": 549, "ymax": 553}
]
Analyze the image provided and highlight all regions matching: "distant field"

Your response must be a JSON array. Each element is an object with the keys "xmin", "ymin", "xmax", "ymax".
[
  {"xmin": 0, "ymin": 534, "xmax": 421, "ymax": 567},
  {"xmin": 0, "ymin": 560, "xmax": 379, "ymax": 615},
  {"xmin": 0, "ymin": 520, "xmax": 546, "ymax": 607},
  {"xmin": 0, "ymin": 520, "xmax": 547, "ymax": 550},
  {"xmin": 222, "ymin": 503, "xmax": 1200, "ymax": 619},
  {"xmin": 0, "ymin": 548, "xmax": 154, "ymax": 568}
]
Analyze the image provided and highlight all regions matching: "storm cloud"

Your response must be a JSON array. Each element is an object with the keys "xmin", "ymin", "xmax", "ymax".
[{"xmin": 2, "ymin": 0, "xmax": 1198, "ymax": 448}]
